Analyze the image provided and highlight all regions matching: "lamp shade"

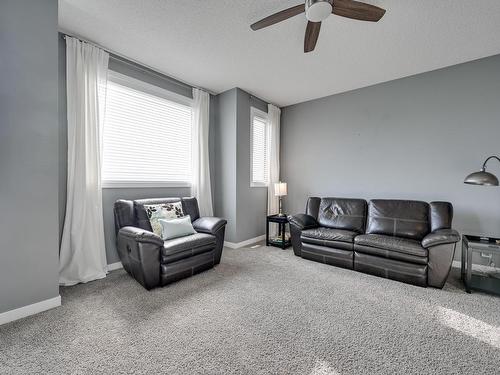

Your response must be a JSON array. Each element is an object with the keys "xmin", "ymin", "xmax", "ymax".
[
  {"xmin": 464, "ymin": 170, "xmax": 499, "ymax": 186},
  {"xmin": 274, "ymin": 182, "xmax": 287, "ymax": 196}
]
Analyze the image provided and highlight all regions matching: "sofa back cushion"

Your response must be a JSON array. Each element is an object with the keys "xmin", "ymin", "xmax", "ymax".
[
  {"xmin": 366, "ymin": 199, "xmax": 429, "ymax": 240},
  {"xmin": 306, "ymin": 197, "xmax": 321, "ymax": 220},
  {"xmin": 133, "ymin": 197, "xmax": 200, "ymax": 232},
  {"xmin": 429, "ymin": 201, "xmax": 453, "ymax": 232},
  {"xmin": 317, "ymin": 198, "xmax": 368, "ymax": 233}
]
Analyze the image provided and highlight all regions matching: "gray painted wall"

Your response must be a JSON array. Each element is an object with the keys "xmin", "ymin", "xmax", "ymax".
[
  {"xmin": 281, "ymin": 55, "xmax": 500, "ymax": 243},
  {"xmin": 213, "ymin": 88, "xmax": 268, "ymax": 243},
  {"xmin": 0, "ymin": 0, "xmax": 60, "ymax": 313},
  {"xmin": 214, "ymin": 89, "xmax": 238, "ymax": 242},
  {"xmin": 58, "ymin": 35, "xmax": 215, "ymax": 265},
  {"xmin": 236, "ymin": 89, "xmax": 268, "ymax": 242}
]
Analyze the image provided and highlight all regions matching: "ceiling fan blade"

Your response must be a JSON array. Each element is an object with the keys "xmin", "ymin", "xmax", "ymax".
[
  {"xmin": 333, "ymin": 0, "xmax": 386, "ymax": 22},
  {"xmin": 304, "ymin": 21, "xmax": 321, "ymax": 53},
  {"xmin": 251, "ymin": 4, "xmax": 305, "ymax": 31}
]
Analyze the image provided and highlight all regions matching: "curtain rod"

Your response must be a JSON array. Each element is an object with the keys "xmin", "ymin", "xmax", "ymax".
[
  {"xmin": 249, "ymin": 94, "xmax": 279, "ymax": 110},
  {"xmin": 60, "ymin": 31, "xmax": 216, "ymax": 95}
]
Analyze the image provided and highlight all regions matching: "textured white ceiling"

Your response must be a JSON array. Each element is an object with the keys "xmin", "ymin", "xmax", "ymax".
[{"xmin": 59, "ymin": 0, "xmax": 500, "ymax": 107}]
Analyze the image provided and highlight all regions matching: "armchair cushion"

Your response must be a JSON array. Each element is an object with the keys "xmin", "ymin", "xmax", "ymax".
[
  {"xmin": 422, "ymin": 229, "xmax": 460, "ymax": 248},
  {"xmin": 114, "ymin": 200, "xmax": 134, "ymax": 233},
  {"xmin": 133, "ymin": 198, "xmax": 183, "ymax": 232},
  {"xmin": 144, "ymin": 202, "xmax": 184, "ymax": 236},
  {"xmin": 159, "ymin": 216, "xmax": 196, "ymax": 240},
  {"xmin": 162, "ymin": 233, "xmax": 215, "ymax": 255},
  {"xmin": 161, "ymin": 233, "xmax": 216, "ymax": 263},
  {"xmin": 288, "ymin": 214, "xmax": 318, "ymax": 230},
  {"xmin": 192, "ymin": 217, "xmax": 227, "ymax": 235}
]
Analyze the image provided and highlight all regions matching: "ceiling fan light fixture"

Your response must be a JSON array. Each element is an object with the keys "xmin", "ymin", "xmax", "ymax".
[
  {"xmin": 305, "ymin": 0, "xmax": 333, "ymax": 22},
  {"xmin": 250, "ymin": 0, "xmax": 386, "ymax": 53}
]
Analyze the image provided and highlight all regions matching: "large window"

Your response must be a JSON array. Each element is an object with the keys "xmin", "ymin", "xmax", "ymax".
[
  {"xmin": 102, "ymin": 72, "xmax": 193, "ymax": 188},
  {"xmin": 250, "ymin": 107, "xmax": 269, "ymax": 187}
]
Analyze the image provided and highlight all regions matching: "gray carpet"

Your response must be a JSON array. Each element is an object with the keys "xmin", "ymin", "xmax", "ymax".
[{"xmin": 1, "ymin": 245, "xmax": 499, "ymax": 374}]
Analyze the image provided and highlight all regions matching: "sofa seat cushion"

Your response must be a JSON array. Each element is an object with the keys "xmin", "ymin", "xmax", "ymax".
[
  {"xmin": 302, "ymin": 227, "xmax": 357, "ymax": 243},
  {"xmin": 161, "ymin": 233, "xmax": 216, "ymax": 264},
  {"xmin": 354, "ymin": 234, "xmax": 428, "ymax": 258}
]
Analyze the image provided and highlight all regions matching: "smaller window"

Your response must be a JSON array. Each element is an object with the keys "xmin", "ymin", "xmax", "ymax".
[{"xmin": 250, "ymin": 107, "xmax": 269, "ymax": 187}]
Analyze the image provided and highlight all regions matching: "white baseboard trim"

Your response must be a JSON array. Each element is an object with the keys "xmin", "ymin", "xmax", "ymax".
[
  {"xmin": 224, "ymin": 234, "xmax": 266, "ymax": 249},
  {"xmin": 107, "ymin": 261, "xmax": 123, "ymax": 272},
  {"xmin": 0, "ymin": 295, "xmax": 61, "ymax": 326}
]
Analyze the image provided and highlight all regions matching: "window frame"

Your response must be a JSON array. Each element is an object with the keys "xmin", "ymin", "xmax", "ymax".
[
  {"xmin": 250, "ymin": 106, "xmax": 270, "ymax": 188},
  {"xmin": 101, "ymin": 71, "xmax": 194, "ymax": 189}
]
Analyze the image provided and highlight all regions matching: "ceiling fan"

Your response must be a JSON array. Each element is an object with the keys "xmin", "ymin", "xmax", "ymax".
[{"xmin": 250, "ymin": 0, "xmax": 386, "ymax": 53}]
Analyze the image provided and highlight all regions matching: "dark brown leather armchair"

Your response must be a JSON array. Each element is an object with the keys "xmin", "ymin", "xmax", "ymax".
[
  {"xmin": 114, "ymin": 197, "xmax": 226, "ymax": 290},
  {"xmin": 289, "ymin": 197, "xmax": 460, "ymax": 288}
]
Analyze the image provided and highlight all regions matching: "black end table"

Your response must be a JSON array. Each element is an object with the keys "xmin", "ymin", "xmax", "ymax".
[
  {"xmin": 461, "ymin": 234, "xmax": 500, "ymax": 295},
  {"xmin": 266, "ymin": 214, "xmax": 291, "ymax": 249}
]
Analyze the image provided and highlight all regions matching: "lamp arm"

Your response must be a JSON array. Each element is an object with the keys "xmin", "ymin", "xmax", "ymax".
[{"xmin": 482, "ymin": 155, "xmax": 500, "ymax": 170}]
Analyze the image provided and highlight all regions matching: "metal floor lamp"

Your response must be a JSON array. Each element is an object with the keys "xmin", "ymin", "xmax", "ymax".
[{"xmin": 464, "ymin": 155, "xmax": 500, "ymax": 186}]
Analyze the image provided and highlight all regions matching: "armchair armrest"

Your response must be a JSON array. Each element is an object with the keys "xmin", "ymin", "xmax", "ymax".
[
  {"xmin": 422, "ymin": 229, "xmax": 460, "ymax": 248},
  {"xmin": 116, "ymin": 226, "xmax": 163, "ymax": 290},
  {"xmin": 118, "ymin": 226, "xmax": 164, "ymax": 246},
  {"xmin": 288, "ymin": 214, "xmax": 318, "ymax": 230},
  {"xmin": 193, "ymin": 217, "xmax": 227, "ymax": 235},
  {"xmin": 192, "ymin": 217, "xmax": 227, "ymax": 265}
]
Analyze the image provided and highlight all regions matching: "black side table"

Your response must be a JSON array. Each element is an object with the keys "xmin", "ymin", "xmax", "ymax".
[
  {"xmin": 461, "ymin": 234, "xmax": 500, "ymax": 295},
  {"xmin": 266, "ymin": 214, "xmax": 291, "ymax": 249}
]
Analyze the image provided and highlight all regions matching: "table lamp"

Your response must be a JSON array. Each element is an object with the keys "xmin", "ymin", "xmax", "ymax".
[{"xmin": 274, "ymin": 182, "xmax": 287, "ymax": 216}]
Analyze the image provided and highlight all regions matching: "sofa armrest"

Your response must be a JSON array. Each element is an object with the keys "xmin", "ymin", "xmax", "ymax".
[
  {"xmin": 288, "ymin": 214, "xmax": 318, "ymax": 230},
  {"xmin": 288, "ymin": 214, "xmax": 318, "ymax": 257},
  {"xmin": 192, "ymin": 217, "xmax": 227, "ymax": 235},
  {"xmin": 422, "ymin": 229, "xmax": 460, "ymax": 249},
  {"xmin": 116, "ymin": 226, "xmax": 163, "ymax": 290},
  {"xmin": 118, "ymin": 226, "xmax": 164, "ymax": 246}
]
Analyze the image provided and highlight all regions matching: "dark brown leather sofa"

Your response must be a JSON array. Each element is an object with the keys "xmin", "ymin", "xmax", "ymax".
[
  {"xmin": 114, "ymin": 197, "xmax": 226, "ymax": 290},
  {"xmin": 289, "ymin": 197, "xmax": 460, "ymax": 288}
]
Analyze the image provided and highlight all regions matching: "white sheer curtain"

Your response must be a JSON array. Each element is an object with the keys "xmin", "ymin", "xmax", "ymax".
[
  {"xmin": 267, "ymin": 104, "xmax": 281, "ymax": 217},
  {"xmin": 59, "ymin": 37, "xmax": 109, "ymax": 286},
  {"xmin": 191, "ymin": 88, "xmax": 214, "ymax": 216}
]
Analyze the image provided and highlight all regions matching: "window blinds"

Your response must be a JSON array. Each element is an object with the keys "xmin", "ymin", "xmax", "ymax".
[
  {"xmin": 102, "ymin": 75, "xmax": 193, "ymax": 187},
  {"xmin": 251, "ymin": 111, "xmax": 269, "ymax": 186}
]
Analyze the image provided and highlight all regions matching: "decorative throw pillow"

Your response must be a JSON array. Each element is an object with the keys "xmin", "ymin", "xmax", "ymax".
[
  {"xmin": 159, "ymin": 216, "xmax": 196, "ymax": 240},
  {"xmin": 144, "ymin": 202, "xmax": 184, "ymax": 236}
]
